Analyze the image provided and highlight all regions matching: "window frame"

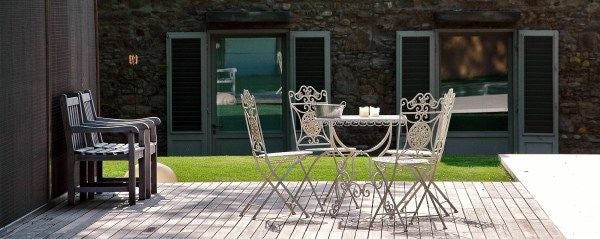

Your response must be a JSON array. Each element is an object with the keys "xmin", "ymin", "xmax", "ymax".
[{"xmin": 435, "ymin": 29, "xmax": 515, "ymax": 134}]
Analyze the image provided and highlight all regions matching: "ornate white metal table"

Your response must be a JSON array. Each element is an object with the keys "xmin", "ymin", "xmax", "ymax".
[{"xmin": 315, "ymin": 115, "xmax": 406, "ymax": 217}]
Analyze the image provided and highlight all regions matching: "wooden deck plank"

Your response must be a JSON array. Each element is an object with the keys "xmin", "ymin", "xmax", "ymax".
[
  {"xmin": 236, "ymin": 181, "xmax": 284, "ymax": 238},
  {"xmin": 288, "ymin": 182, "xmax": 329, "ymax": 239},
  {"xmin": 513, "ymin": 182, "xmax": 533, "ymax": 199},
  {"xmin": 132, "ymin": 182, "xmax": 198, "ymax": 238},
  {"xmin": 100, "ymin": 183, "xmax": 190, "ymax": 238},
  {"xmin": 494, "ymin": 183, "xmax": 538, "ymax": 239},
  {"xmin": 199, "ymin": 182, "xmax": 254, "ymax": 238},
  {"xmin": 162, "ymin": 182, "xmax": 221, "ymax": 238},
  {"xmin": 259, "ymin": 182, "xmax": 301, "ymax": 239},
  {"xmin": 541, "ymin": 219, "xmax": 565, "ymax": 239},
  {"xmin": 464, "ymin": 182, "xmax": 499, "ymax": 239},
  {"xmin": 69, "ymin": 183, "xmax": 176, "ymax": 238},
  {"xmin": 301, "ymin": 182, "xmax": 335, "ymax": 239},
  {"xmin": 475, "ymin": 182, "xmax": 512, "ymax": 239},
  {"xmin": 225, "ymin": 182, "xmax": 267, "ymax": 238},
  {"xmin": 437, "ymin": 182, "xmax": 460, "ymax": 239},
  {"xmin": 341, "ymin": 183, "xmax": 367, "ymax": 239},
  {"xmin": 274, "ymin": 181, "xmax": 318, "ymax": 239},
  {"xmin": 6, "ymin": 193, "xmax": 115, "ymax": 238},
  {"xmin": 423, "ymin": 182, "xmax": 444, "ymax": 239},
  {"xmin": 146, "ymin": 182, "xmax": 206, "ymax": 237},
  {"xmin": 37, "ymin": 194, "xmax": 118, "ymax": 238},
  {"xmin": 1, "ymin": 182, "xmax": 566, "ymax": 239},
  {"xmin": 185, "ymin": 182, "xmax": 244, "ymax": 238},
  {"xmin": 176, "ymin": 182, "xmax": 231, "ymax": 237},
  {"xmin": 317, "ymin": 181, "xmax": 353, "ymax": 239},
  {"xmin": 484, "ymin": 183, "xmax": 526, "ymax": 239},
  {"xmin": 123, "ymin": 183, "xmax": 192, "ymax": 238},
  {"xmin": 454, "ymin": 182, "xmax": 485, "ymax": 239},
  {"xmin": 214, "ymin": 182, "xmax": 263, "ymax": 239},
  {"xmin": 443, "ymin": 182, "xmax": 470, "ymax": 238},
  {"xmin": 105, "ymin": 183, "xmax": 187, "ymax": 238}
]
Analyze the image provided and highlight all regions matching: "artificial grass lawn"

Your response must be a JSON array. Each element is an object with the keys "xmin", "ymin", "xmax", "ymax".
[{"xmin": 103, "ymin": 155, "xmax": 512, "ymax": 182}]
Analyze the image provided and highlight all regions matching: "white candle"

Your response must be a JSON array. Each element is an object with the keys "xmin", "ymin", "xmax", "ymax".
[
  {"xmin": 369, "ymin": 107, "xmax": 380, "ymax": 117},
  {"xmin": 359, "ymin": 107, "xmax": 370, "ymax": 117}
]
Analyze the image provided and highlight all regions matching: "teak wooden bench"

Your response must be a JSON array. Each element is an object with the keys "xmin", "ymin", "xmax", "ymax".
[
  {"xmin": 78, "ymin": 90, "xmax": 161, "ymax": 198},
  {"xmin": 61, "ymin": 94, "xmax": 148, "ymax": 205}
]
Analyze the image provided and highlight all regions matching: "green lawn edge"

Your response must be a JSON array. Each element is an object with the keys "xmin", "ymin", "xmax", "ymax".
[{"xmin": 102, "ymin": 155, "xmax": 513, "ymax": 182}]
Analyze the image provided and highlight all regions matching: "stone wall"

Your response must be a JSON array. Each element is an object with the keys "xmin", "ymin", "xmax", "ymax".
[{"xmin": 97, "ymin": 0, "xmax": 600, "ymax": 154}]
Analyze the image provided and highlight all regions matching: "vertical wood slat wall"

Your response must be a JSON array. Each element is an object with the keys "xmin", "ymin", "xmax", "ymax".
[
  {"xmin": 48, "ymin": 0, "xmax": 98, "ymax": 199},
  {"xmin": 0, "ymin": 0, "xmax": 98, "ymax": 229},
  {"xmin": 0, "ymin": 0, "xmax": 48, "ymax": 229}
]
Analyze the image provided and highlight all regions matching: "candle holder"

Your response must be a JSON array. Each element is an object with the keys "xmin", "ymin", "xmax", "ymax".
[
  {"xmin": 369, "ymin": 106, "xmax": 380, "ymax": 117},
  {"xmin": 359, "ymin": 107, "xmax": 370, "ymax": 117}
]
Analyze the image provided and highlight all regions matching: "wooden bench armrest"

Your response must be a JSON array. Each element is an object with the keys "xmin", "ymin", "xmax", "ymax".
[
  {"xmin": 71, "ymin": 125, "xmax": 139, "ymax": 134},
  {"xmin": 84, "ymin": 120, "xmax": 149, "ymax": 131},
  {"xmin": 97, "ymin": 117, "xmax": 161, "ymax": 126}
]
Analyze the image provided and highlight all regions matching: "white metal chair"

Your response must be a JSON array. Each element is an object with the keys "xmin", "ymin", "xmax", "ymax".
[
  {"xmin": 288, "ymin": 85, "xmax": 357, "ymax": 210},
  {"xmin": 371, "ymin": 89, "xmax": 456, "ymax": 229},
  {"xmin": 239, "ymin": 89, "xmax": 314, "ymax": 219},
  {"xmin": 217, "ymin": 68, "xmax": 237, "ymax": 95}
]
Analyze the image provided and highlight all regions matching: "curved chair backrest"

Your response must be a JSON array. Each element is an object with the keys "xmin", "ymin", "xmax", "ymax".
[
  {"xmin": 432, "ymin": 89, "xmax": 455, "ymax": 158},
  {"xmin": 79, "ymin": 90, "xmax": 103, "ymax": 146},
  {"xmin": 217, "ymin": 68, "xmax": 237, "ymax": 78},
  {"xmin": 288, "ymin": 85, "xmax": 331, "ymax": 150},
  {"xmin": 241, "ymin": 90, "xmax": 267, "ymax": 157},
  {"xmin": 397, "ymin": 89, "xmax": 455, "ymax": 163}
]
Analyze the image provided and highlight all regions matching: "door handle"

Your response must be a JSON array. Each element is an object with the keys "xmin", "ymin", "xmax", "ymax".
[{"xmin": 211, "ymin": 124, "xmax": 223, "ymax": 134}]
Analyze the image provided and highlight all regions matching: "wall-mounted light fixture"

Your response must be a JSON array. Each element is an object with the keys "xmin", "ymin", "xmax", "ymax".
[{"xmin": 128, "ymin": 53, "xmax": 139, "ymax": 66}]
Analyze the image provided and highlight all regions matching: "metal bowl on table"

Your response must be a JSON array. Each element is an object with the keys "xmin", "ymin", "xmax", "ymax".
[{"xmin": 312, "ymin": 102, "xmax": 346, "ymax": 118}]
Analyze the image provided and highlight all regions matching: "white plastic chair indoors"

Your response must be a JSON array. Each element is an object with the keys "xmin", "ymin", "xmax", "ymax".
[
  {"xmin": 217, "ymin": 68, "xmax": 237, "ymax": 94},
  {"xmin": 288, "ymin": 85, "xmax": 356, "ymax": 209},
  {"xmin": 239, "ymin": 89, "xmax": 316, "ymax": 219},
  {"xmin": 371, "ymin": 89, "xmax": 456, "ymax": 229}
]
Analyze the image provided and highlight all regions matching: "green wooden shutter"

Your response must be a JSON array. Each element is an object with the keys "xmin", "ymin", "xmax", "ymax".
[
  {"xmin": 290, "ymin": 31, "xmax": 331, "ymax": 94},
  {"xmin": 396, "ymin": 31, "xmax": 435, "ymax": 112},
  {"xmin": 167, "ymin": 32, "xmax": 208, "ymax": 155},
  {"xmin": 517, "ymin": 30, "xmax": 559, "ymax": 153}
]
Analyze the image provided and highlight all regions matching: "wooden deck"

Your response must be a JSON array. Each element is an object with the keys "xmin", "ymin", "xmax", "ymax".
[{"xmin": 3, "ymin": 182, "xmax": 563, "ymax": 238}]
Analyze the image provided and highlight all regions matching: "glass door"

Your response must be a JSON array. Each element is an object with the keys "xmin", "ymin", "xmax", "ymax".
[{"xmin": 211, "ymin": 35, "xmax": 286, "ymax": 154}]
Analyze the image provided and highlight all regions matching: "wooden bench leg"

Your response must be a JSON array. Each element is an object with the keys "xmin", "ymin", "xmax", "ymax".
[
  {"xmin": 68, "ymin": 155, "xmax": 76, "ymax": 206},
  {"xmin": 87, "ymin": 161, "xmax": 95, "ymax": 199},
  {"xmin": 151, "ymin": 153, "xmax": 157, "ymax": 194},
  {"xmin": 79, "ymin": 161, "xmax": 88, "ymax": 201},
  {"xmin": 138, "ymin": 156, "xmax": 147, "ymax": 200},
  {"xmin": 128, "ymin": 157, "xmax": 136, "ymax": 205},
  {"xmin": 144, "ymin": 155, "xmax": 151, "ymax": 199}
]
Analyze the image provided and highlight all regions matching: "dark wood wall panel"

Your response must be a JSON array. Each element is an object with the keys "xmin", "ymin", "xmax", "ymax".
[
  {"xmin": 0, "ymin": 0, "xmax": 48, "ymax": 228},
  {"xmin": 48, "ymin": 0, "xmax": 98, "ymax": 198}
]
